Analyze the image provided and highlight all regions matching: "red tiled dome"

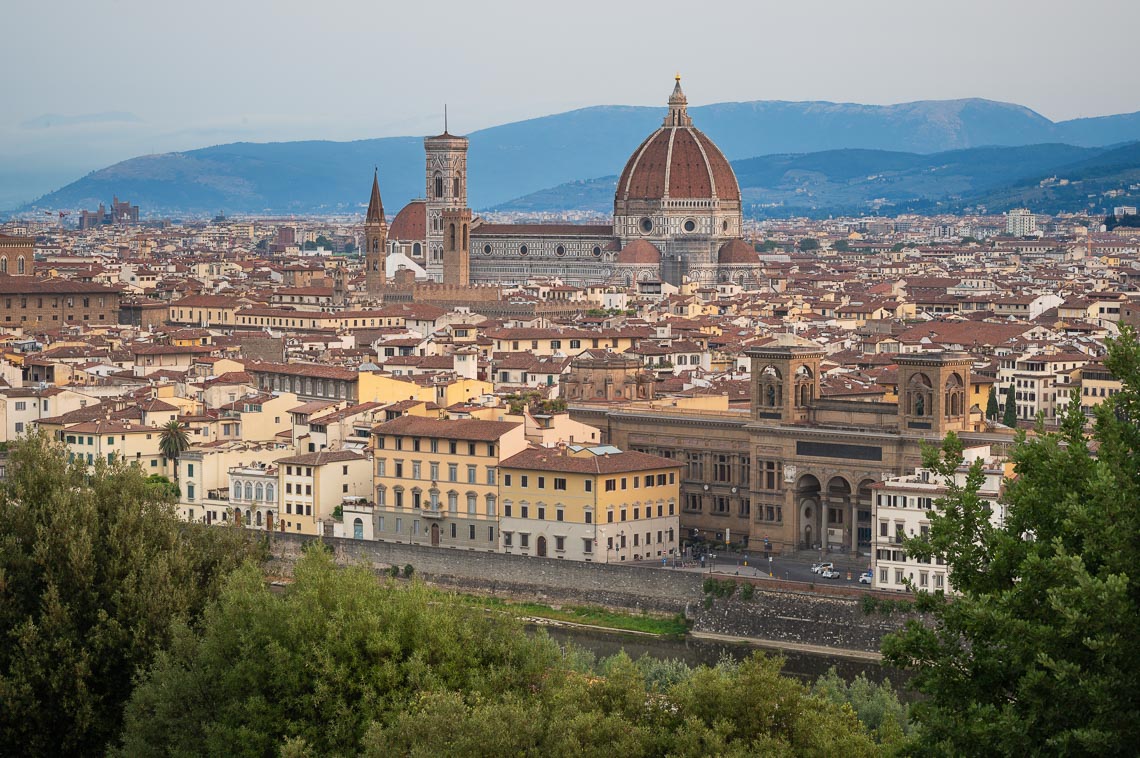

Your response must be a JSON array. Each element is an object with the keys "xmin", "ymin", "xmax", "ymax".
[
  {"xmin": 717, "ymin": 239, "xmax": 760, "ymax": 264},
  {"xmin": 616, "ymin": 240, "xmax": 661, "ymax": 264},
  {"xmin": 389, "ymin": 200, "xmax": 426, "ymax": 241},
  {"xmin": 617, "ymin": 128, "xmax": 740, "ymax": 202}
]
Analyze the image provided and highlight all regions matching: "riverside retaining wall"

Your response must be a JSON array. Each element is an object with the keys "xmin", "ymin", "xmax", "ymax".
[{"xmin": 267, "ymin": 533, "xmax": 910, "ymax": 653}]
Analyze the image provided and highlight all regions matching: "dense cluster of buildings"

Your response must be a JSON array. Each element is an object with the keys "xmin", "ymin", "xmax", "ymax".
[{"xmin": 1, "ymin": 81, "xmax": 1138, "ymax": 592}]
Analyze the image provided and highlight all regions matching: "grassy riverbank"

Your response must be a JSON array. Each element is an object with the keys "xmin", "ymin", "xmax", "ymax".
[{"xmin": 453, "ymin": 593, "xmax": 690, "ymax": 637}]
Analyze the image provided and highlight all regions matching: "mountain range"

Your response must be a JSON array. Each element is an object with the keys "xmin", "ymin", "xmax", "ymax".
[
  {"xmin": 495, "ymin": 141, "xmax": 1140, "ymax": 218},
  {"xmin": 15, "ymin": 98, "xmax": 1140, "ymax": 217}
]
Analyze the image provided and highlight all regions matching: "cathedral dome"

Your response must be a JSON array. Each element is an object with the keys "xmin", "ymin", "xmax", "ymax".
[
  {"xmin": 717, "ymin": 238, "xmax": 760, "ymax": 264},
  {"xmin": 616, "ymin": 239, "xmax": 661, "ymax": 265},
  {"xmin": 389, "ymin": 200, "xmax": 426, "ymax": 241},
  {"xmin": 615, "ymin": 78, "xmax": 740, "ymax": 204}
]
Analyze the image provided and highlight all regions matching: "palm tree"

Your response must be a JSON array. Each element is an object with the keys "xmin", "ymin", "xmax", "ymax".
[{"xmin": 159, "ymin": 419, "xmax": 191, "ymax": 480}]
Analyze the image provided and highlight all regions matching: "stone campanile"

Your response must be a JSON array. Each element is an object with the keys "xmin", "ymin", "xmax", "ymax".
[
  {"xmin": 363, "ymin": 169, "xmax": 388, "ymax": 296},
  {"xmin": 424, "ymin": 122, "xmax": 469, "ymax": 282},
  {"xmin": 441, "ymin": 206, "xmax": 472, "ymax": 286}
]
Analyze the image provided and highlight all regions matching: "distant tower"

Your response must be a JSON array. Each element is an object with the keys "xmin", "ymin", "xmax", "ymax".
[
  {"xmin": 441, "ymin": 206, "xmax": 472, "ymax": 285},
  {"xmin": 364, "ymin": 169, "xmax": 387, "ymax": 296},
  {"xmin": 424, "ymin": 114, "xmax": 469, "ymax": 282}
]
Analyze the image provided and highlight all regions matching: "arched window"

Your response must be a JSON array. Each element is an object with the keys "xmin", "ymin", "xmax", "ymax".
[
  {"xmin": 485, "ymin": 494, "xmax": 496, "ymax": 516},
  {"xmin": 909, "ymin": 373, "xmax": 933, "ymax": 417},
  {"xmin": 353, "ymin": 517, "xmax": 364, "ymax": 540},
  {"xmin": 256, "ymin": 511, "xmax": 263, "ymax": 526},
  {"xmin": 16, "ymin": 257, "xmax": 25, "ymax": 274},
  {"xmin": 244, "ymin": 482, "xmax": 253, "ymax": 500},
  {"xmin": 413, "ymin": 242, "xmax": 421, "ymax": 256},
  {"xmin": 233, "ymin": 481, "xmax": 241, "ymax": 500},
  {"xmin": 760, "ymin": 365, "xmax": 782, "ymax": 407},
  {"xmin": 255, "ymin": 483, "xmax": 264, "ymax": 501},
  {"xmin": 462, "ymin": 224, "xmax": 468, "ymax": 250},
  {"xmin": 448, "ymin": 223, "xmax": 456, "ymax": 250},
  {"xmin": 0, "ymin": 257, "xmax": 6, "ymax": 273},
  {"xmin": 453, "ymin": 174, "xmax": 461, "ymax": 198},
  {"xmin": 434, "ymin": 172, "xmax": 444, "ymax": 198},
  {"xmin": 265, "ymin": 483, "xmax": 275, "ymax": 502}
]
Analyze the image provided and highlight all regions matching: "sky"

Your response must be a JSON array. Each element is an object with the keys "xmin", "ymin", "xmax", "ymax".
[{"xmin": 2, "ymin": 0, "xmax": 1138, "ymax": 207}]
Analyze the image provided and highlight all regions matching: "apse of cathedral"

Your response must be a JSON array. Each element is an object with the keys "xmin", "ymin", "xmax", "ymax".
[{"xmin": 371, "ymin": 77, "xmax": 764, "ymax": 291}]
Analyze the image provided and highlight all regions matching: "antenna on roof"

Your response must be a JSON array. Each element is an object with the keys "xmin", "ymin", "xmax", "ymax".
[{"xmin": 444, "ymin": 104, "xmax": 448, "ymax": 134}]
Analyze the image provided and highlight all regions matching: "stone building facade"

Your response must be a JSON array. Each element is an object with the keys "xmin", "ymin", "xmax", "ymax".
[
  {"xmin": 570, "ymin": 337, "xmax": 1007, "ymax": 554},
  {"xmin": 0, "ymin": 233, "xmax": 33, "ymax": 275},
  {"xmin": 0, "ymin": 277, "xmax": 120, "ymax": 326}
]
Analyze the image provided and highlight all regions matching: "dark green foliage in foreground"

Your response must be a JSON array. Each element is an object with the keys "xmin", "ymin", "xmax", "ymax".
[
  {"xmin": 118, "ymin": 546, "xmax": 885, "ymax": 757},
  {"xmin": 883, "ymin": 328, "xmax": 1140, "ymax": 756},
  {"xmin": 0, "ymin": 432, "xmax": 262, "ymax": 757}
]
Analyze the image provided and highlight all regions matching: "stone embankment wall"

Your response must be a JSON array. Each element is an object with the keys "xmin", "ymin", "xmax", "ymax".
[{"xmin": 267, "ymin": 533, "xmax": 910, "ymax": 653}]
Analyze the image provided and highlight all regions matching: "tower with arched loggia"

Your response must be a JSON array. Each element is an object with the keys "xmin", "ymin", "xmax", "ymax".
[
  {"xmin": 896, "ymin": 352, "xmax": 973, "ymax": 435},
  {"xmin": 363, "ymin": 170, "xmax": 388, "ymax": 297},
  {"xmin": 747, "ymin": 341, "xmax": 824, "ymax": 425},
  {"xmin": 441, "ymin": 205, "xmax": 472, "ymax": 286},
  {"xmin": 424, "ymin": 128, "xmax": 469, "ymax": 282}
]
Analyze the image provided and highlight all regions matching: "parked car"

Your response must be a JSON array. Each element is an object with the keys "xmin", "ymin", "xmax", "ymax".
[
  {"xmin": 811, "ymin": 562, "xmax": 834, "ymax": 574},
  {"xmin": 858, "ymin": 571, "xmax": 873, "ymax": 584},
  {"xmin": 820, "ymin": 568, "xmax": 841, "ymax": 579}
]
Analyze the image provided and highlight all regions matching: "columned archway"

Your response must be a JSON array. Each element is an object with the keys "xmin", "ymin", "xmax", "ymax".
[
  {"xmin": 795, "ymin": 474, "xmax": 821, "ymax": 549},
  {"xmin": 825, "ymin": 477, "xmax": 852, "ymax": 551},
  {"xmin": 856, "ymin": 479, "xmax": 876, "ymax": 554}
]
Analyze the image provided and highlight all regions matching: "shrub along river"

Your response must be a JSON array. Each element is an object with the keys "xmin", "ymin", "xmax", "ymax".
[{"xmin": 534, "ymin": 623, "xmax": 912, "ymax": 695}]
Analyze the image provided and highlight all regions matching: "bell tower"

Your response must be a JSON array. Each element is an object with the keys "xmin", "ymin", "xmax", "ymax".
[
  {"xmin": 364, "ymin": 169, "xmax": 387, "ymax": 297},
  {"xmin": 424, "ymin": 115, "xmax": 469, "ymax": 283},
  {"xmin": 746, "ymin": 338, "xmax": 823, "ymax": 423},
  {"xmin": 896, "ymin": 352, "xmax": 973, "ymax": 434},
  {"xmin": 441, "ymin": 206, "xmax": 471, "ymax": 286}
]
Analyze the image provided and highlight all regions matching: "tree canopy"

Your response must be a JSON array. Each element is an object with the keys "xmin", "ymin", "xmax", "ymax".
[
  {"xmin": 0, "ymin": 432, "xmax": 262, "ymax": 756},
  {"xmin": 118, "ymin": 546, "xmax": 886, "ymax": 757},
  {"xmin": 883, "ymin": 327, "xmax": 1140, "ymax": 756}
]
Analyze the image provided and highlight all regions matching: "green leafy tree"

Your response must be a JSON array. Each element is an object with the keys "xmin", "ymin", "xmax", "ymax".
[
  {"xmin": 882, "ymin": 327, "xmax": 1140, "ymax": 756},
  {"xmin": 798, "ymin": 237, "xmax": 820, "ymax": 251},
  {"xmin": 833, "ymin": 239, "xmax": 851, "ymax": 252},
  {"xmin": 158, "ymin": 419, "xmax": 190, "ymax": 478},
  {"xmin": 1002, "ymin": 386, "xmax": 1018, "ymax": 427},
  {"xmin": 986, "ymin": 385, "xmax": 1000, "ymax": 420},
  {"xmin": 813, "ymin": 667, "xmax": 912, "ymax": 745},
  {"xmin": 118, "ymin": 546, "xmax": 882, "ymax": 757},
  {"xmin": 0, "ymin": 432, "xmax": 260, "ymax": 756}
]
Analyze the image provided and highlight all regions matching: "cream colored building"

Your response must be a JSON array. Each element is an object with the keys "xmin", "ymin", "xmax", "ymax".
[
  {"xmin": 872, "ymin": 446, "xmax": 1009, "ymax": 594},
  {"xmin": 370, "ymin": 416, "xmax": 525, "ymax": 551},
  {"xmin": 498, "ymin": 445, "xmax": 681, "ymax": 563},
  {"xmin": 276, "ymin": 449, "xmax": 372, "ymax": 535}
]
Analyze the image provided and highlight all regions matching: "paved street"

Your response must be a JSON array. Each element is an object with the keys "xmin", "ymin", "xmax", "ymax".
[{"xmin": 635, "ymin": 547, "xmax": 875, "ymax": 589}]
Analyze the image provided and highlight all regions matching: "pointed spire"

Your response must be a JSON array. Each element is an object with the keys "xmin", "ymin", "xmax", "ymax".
[
  {"xmin": 366, "ymin": 167, "xmax": 384, "ymax": 224},
  {"xmin": 665, "ymin": 74, "xmax": 692, "ymax": 127}
]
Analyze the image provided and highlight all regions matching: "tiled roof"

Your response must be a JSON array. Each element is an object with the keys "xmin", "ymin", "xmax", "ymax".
[
  {"xmin": 373, "ymin": 415, "xmax": 520, "ymax": 441},
  {"xmin": 500, "ymin": 447, "xmax": 681, "ymax": 474}
]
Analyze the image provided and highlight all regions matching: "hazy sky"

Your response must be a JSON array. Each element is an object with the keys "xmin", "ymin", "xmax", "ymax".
[{"xmin": 2, "ymin": 0, "xmax": 1137, "ymax": 204}]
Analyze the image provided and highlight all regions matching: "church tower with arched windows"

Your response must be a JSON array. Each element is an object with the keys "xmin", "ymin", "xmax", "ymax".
[
  {"xmin": 896, "ymin": 352, "xmax": 973, "ymax": 434},
  {"xmin": 364, "ymin": 170, "xmax": 387, "ymax": 296},
  {"xmin": 424, "ymin": 126, "xmax": 469, "ymax": 282}
]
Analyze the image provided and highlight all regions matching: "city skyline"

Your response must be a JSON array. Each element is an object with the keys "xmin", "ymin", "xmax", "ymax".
[{"xmin": 3, "ymin": 0, "xmax": 1140, "ymax": 209}]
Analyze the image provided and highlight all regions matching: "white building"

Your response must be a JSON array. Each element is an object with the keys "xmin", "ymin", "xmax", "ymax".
[
  {"xmin": 1006, "ymin": 208, "xmax": 1038, "ymax": 237},
  {"xmin": 872, "ymin": 446, "xmax": 1009, "ymax": 594}
]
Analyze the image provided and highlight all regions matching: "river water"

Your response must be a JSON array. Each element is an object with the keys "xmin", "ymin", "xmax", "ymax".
[{"xmin": 534, "ymin": 624, "xmax": 912, "ymax": 693}]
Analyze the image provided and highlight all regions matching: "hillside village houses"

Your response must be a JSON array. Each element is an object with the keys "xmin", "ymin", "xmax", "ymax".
[{"xmin": 1, "ymin": 190, "xmax": 1138, "ymax": 580}]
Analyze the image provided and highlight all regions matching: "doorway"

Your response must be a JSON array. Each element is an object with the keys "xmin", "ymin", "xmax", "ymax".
[
  {"xmin": 430, "ymin": 523, "xmax": 440, "ymax": 546},
  {"xmin": 537, "ymin": 535, "xmax": 547, "ymax": 557}
]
